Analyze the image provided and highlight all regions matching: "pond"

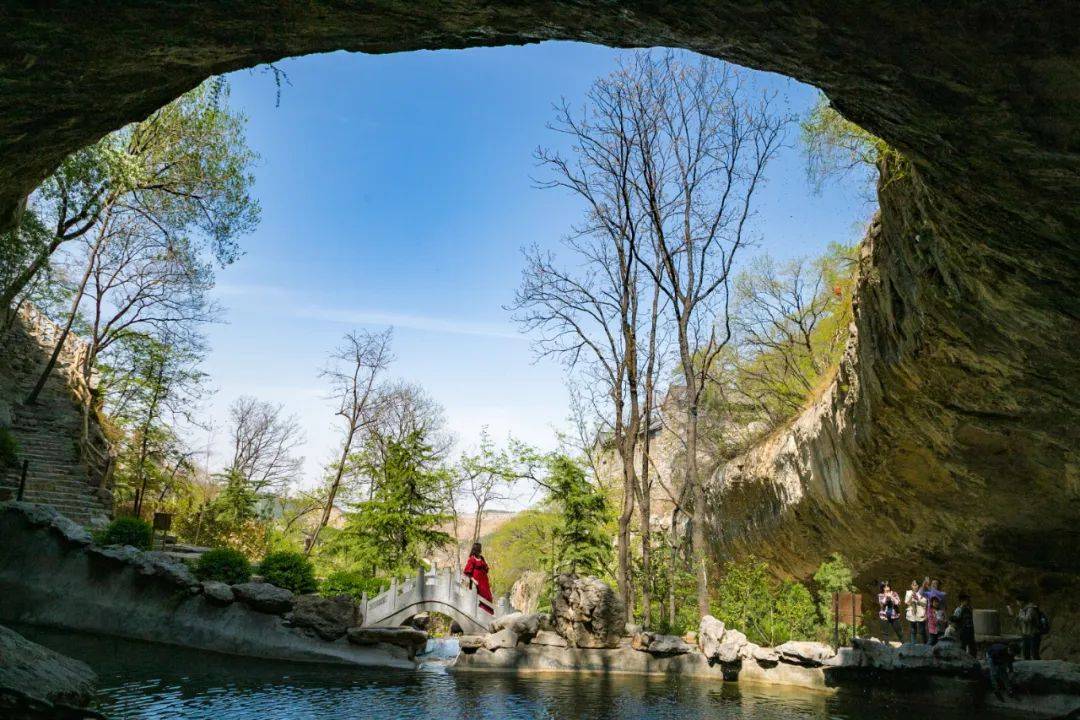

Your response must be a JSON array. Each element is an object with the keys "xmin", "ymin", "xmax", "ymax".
[{"xmin": 18, "ymin": 626, "xmax": 1024, "ymax": 720}]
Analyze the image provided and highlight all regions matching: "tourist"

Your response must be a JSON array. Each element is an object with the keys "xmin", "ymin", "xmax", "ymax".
[
  {"xmin": 951, "ymin": 593, "xmax": 977, "ymax": 656},
  {"xmin": 924, "ymin": 578, "xmax": 947, "ymax": 613},
  {"xmin": 1016, "ymin": 597, "xmax": 1049, "ymax": 660},
  {"xmin": 904, "ymin": 579, "xmax": 928, "ymax": 643},
  {"xmin": 986, "ymin": 641, "xmax": 1016, "ymax": 700},
  {"xmin": 463, "ymin": 542, "xmax": 494, "ymax": 614},
  {"xmin": 877, "ymin": 581, "xmax": 903, "ymax": 643},
  {"xmin": 927, "ymin": 595, "xmax": 947, "ymax": 645}
]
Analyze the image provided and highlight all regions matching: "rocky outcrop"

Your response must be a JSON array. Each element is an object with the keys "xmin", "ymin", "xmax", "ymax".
[
  {"xmin": 0, "ymin": 624, "xmax": 96, "ymax": 706},
  {"xmin": 489, "ymin": 612, "xmax": 544, "ymax": 641},
  {"xmin": 509, "ymin": 571, "xmax": 545, "ymax": 614},
  {"xmin": 774, "ymin": 641, "xmax": 837, "ymax": 668},
  {"xmin": 631, "ymin": 633, "xmax": 693, "ymax": 658},
  {"xmin": 346, "ymin": 627, "xmax": 428, "ymax": 658},
  {"xmin": 0, "ymin": 502, "xmax": 414, "ymax": 669},
  {"xmin": 200, "ymin": 581, "xmax": 234, "ymax": 605},
  {"xmin": 551, "ymin": 575, "xmax": 624, "ymax": 649},
  {"xmin": 287, "ymin": 594, "xmax": 359, "ymax": 641},
  {"xmin": 232, "ymin": 582, "xmax": 294, "ymax": 614}
]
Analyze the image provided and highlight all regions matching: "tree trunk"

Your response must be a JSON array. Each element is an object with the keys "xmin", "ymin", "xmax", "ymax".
[
  {"xmin": 617, "ymin": 453, "xmax": 636, "ymax": 622},
  {"xmin": 304, "ymin": 429, "xmax": 354, "ymax": 556},
  {"xmin": 687, "ymin": 400, "xmax": 710, "ymax": 617}
]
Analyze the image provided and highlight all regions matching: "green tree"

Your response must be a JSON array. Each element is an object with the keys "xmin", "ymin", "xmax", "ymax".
[
  {"xmin": 713, "ymin": 557, "xmax": 821, "ymax": 646},
  {"xmin": 800, "ymin": 93, "xmax": 904, "ymax": 194},
  {"xmin": 323, "ymin": 431, "xmax": 453, "ymax": 578},
  {"xmin": 813, "ymin": 552, "xmax": 857, "ymax": 634},
  {"xmin": 545, "ymin": 454, "xmax": 611, "ymax": 578},
  {"xmin": 483, "ymin": 507, "xmax": 561, "ymax": 594}
]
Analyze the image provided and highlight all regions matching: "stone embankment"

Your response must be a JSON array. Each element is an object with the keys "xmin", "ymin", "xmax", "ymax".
[
  {"xmin": 0, "ymin": 502, "xmax": 425, "ymax": 669},
  {"xmin": 455, "ymin": 576, "xmax": 1080, "ymax": 718},
  {"xmin": 0, "ymin": 623, "xmax": 104, "ymax": 719}
]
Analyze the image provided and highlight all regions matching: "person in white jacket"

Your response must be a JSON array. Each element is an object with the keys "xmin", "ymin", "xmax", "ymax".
[{"xmin": 904, "ymin": 579, "xmax": 928, "ymax": 643}]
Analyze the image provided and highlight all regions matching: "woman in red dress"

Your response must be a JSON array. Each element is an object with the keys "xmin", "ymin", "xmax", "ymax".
[{"xmin": 463, "ymin": 542, "xmax": 493, "ymax": 614}]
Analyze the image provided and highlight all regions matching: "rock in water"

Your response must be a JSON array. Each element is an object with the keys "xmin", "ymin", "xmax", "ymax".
[
  {"xmin": 483, "ymin": 628, "xmax": 520, "ymax": 651},
  {"xmin": 715, "ymin": 629, "xmax": 748, "ymax": 664},
  {"xmin": 232, "ymin": 582, "xmax": 295, "ymax": 614},
  {"xmin": 774, "ymin": 641, "xmax": 836, "ymax": 667},
  {"xmin": 201, "ymin": 581, "xmax": 235, "ymax": 605},
  {"xmin": 287, "ymin": 594, "xmax": 359, "ymax": 640},
  {"xmin": 490, "ymin": 612, "xmax": 544, "ymax": 641},
  {"xmin": 0, "ymin": 625, "xmax": 96, "ymax": 706},
  {"xmin": 551, "ymin": 574, "xmax": 624, "ymax": 649},
  {"xmin": 645, "ymin": 634, "xmax": 693, "ymax": 657},
  {"xmin": 346, "ymin": 627, "xmax": 428, "ymax": 658},
  {"xmin": 510, "ymin": 570, "xmax": 546, "ymax": 614}
]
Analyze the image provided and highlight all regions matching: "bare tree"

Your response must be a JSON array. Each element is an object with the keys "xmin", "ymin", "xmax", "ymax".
[
  {"xmin": 305, "ymin": 329, "xmax": 393, "ymax": 555},
  {"xmin": 623, "ymin": 53, "xmax": 788, "ymax": 616},
  {"xmin": 457, "ymin": 428, "xmax": 537, "ymax": 547},
  {"xmin": 225, "ymin": 395, "xmax": 305, "ymax": 496}
]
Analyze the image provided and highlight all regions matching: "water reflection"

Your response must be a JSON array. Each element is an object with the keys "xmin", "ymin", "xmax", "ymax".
[{"xmin": 14, "ymin": 625, "xmax": 1017, "ymax": 720}]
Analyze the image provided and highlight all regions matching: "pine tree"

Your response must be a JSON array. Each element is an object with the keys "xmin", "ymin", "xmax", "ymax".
[{"xmin": 547, "ymin": 455, "xmax": 611, "ymax": 577}]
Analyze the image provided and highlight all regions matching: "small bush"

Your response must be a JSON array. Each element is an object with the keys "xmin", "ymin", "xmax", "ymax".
[
  {"xmin": 319, "ymin": 570, "xmax": 384, "ymax": 601},
  {"xmin": 0, "ymin": 427, "xmax": 18, "ymax": 469},
  {"xmin": 195, "ymin": 547, "xmax": 252, "ymax": 585},
  {"xmin": 98, "ymin": 516, "xmax": 153, "ymax": 550},
  {"xmin": 258, "ymin": 550, "xmax": 317, "ymax": 594}
]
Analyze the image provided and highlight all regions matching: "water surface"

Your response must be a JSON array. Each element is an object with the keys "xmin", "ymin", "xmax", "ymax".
[{"xmin": 18, "ymin": 625, "xmax": 1023, "ymax": 719}]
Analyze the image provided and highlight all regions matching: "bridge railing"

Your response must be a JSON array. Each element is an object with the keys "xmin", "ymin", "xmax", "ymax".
[{"xmin": 360, "ymin": 565, "xmax": 508, "ymax": 629}]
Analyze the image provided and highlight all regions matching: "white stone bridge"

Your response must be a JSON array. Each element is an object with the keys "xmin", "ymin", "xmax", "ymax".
[{"xmin": 360, "ymin": 566, "xmax": 508, "ymax": 633}]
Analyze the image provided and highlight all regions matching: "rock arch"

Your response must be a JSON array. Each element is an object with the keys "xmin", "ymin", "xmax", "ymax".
[{"xmin": 2, "ymin": 2, "xmax": 1077, "ymax": 652}]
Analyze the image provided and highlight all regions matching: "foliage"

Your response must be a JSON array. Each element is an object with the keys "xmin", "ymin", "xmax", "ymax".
[
  {"xmin": 319, "ymin": 570, "xmax": 385, "ymax": 602},
  {"xmin": 321, "ymin": 431, "xmax": 452, "ymax": 580},
  {"xmin": 725, "ymin": 243, "xmax": 860, "ymax": 427},
  {"xmin": 546, "ymin": 454, "xmax": 612, "ymax": 577},
  {"xmin": 0, "ymin": 427, "xmax": 18, "ymax": 469},
  {"xmin": 813, "ymin": 552, "xmax": 857, "ymax": 633},
  {"xmin": 801, "ymin": 94, "xmax": 904, "ymax": 194},
  {"xmin": 194, "ymin": 547, "xmax": 252, "ymax": 585},
  {"xmin": 98, "ymin": 516, "xmax": 153, "ymax": 550},
  {"xmin": 483, "ymin": 507, "xmax": 561, "ymax": 596},
  {"xmin": 713, "ymin": 557, "xmax": 821, "ymax": 646},
  {"xmin": 258, "ymin": 550, "xmax": 317, "ymax": 594}
]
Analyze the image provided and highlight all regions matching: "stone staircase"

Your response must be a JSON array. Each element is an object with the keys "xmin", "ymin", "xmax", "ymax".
[{"xmin": 0, "ymin": 308, "xmax": 112, "ymax": 527}]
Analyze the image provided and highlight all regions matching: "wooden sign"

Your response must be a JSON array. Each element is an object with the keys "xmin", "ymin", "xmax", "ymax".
[
  {"xmin": 833, "ymin": 592, "xmax": 862, "ymax": 625},
  {"xmin": 152, "ymin": 512, "xmax": 173, "ymax": 532}
]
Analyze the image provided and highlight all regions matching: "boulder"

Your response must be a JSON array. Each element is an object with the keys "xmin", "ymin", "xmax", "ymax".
[
  {"xmin": 1012, "ymin": 660, "xmax": 1080, "ymax": 696},
  {"xmin": 490, "ymin": 612, "xmax": 543, "ymax": 640},
  {"xmin": 551, "ymin": 574, "xmax": 624, "ymax": 649},
  {"xmin": 0, "ymin": 625, "xmax": 97, "ymax": 706},
  {"xmin": 645, "ymin": 634, "xmax": 694, "ymax": 657},
  {"xmin": 201, "ymin": 581, "xmax": 235, "ymax": 605},
  {"xmin": 346, "ymin": 626, "xmax": 428, "ymax": 657},
  {"xmin": 630, "ymin": 632, "xmax": 653, "ymax": 652},
  {"xmin": 698, "ymin": 616, "xmax": 726, "ymax": 659},
  {"xmin": 743, "ymin": 642, "xmax": 780, "ymax": 665},
  {"xmin": 458, "ymin": 635, "xmax": 485, "ymax": 653},
  {"xmin": 287, "ymin": 594, "xmax": 358, "ymax": 640},
  {"xmin": 131, "ymin": 551, "xmax": 199, "ymax": 590},
  {"xmin": 232, "ymin": 582, "xmax": 295, "ymax": 614},
  {"xmin": 5, "ymin": 502, "xmax": 92, "ymax": 547},
  {"xmin": 848, "ymin": 637, "xmax": 979, "ymax": 673},
  {"xmin": 483, "ymin": 628, "xmax": 520, "ymax": 651},
  {"xmin": 509, "ymin": 570, "xmax": 546, "ymax": 613},
  {"xmin": 531, "ymin": 630, "xmax": 568, "ymax": 648},
  {"xmin": 86, "ymin": 543, "xmax": 142, "ymax": 565},
  {"xmin": 775, "ymin": 640, "xmax": 836, "ymax": 667},
  {"xmin": 715, "ymin": 628, "xmax": 748, "ymax": 664}
]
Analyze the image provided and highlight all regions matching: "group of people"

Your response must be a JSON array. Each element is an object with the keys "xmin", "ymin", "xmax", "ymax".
[{"xmin": 876, "ymin": 579, "xmax": 1050, "ymax": 656}]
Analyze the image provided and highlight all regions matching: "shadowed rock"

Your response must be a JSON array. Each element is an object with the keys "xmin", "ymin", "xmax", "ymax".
[
  {"xmin": 0, "ymin": 624, "xmax": 96, "ymax": 706},
  {"xmin": 287, "ymin": 594, "xmax": 359, "ymax": 641},
  {"xmin": 232, "ymin": 582, "xmax": 295, "ymax": 615}
]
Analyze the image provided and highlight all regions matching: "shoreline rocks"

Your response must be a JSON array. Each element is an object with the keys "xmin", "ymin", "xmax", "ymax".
[
  {"xmin": 232, "ymin": 582, "xmax": 295, "ymax": 614},
  {"xmin": 287, "ymin": 594, "xmax": 359, "ymax": 641},
  {"xmin": 551, "ymin": 574, "xmax": 624, "ymax": 649},
  {"xmin": 0, "ymin": 624, "xmax": 96, "ymax": 707}
]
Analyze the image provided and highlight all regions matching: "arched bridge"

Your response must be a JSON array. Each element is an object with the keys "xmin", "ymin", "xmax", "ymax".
[{"xmin": 360, "ymin": 567, "xmax": 508, "ymax": 634}]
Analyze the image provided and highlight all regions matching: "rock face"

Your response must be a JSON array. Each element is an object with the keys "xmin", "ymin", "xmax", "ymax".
[
  {"xmin": 551, "ymin": 575, "xmax": 624, "ymax": 649},
  {"xmin": 509, "ymin": 571, "xmax": 546, "ymax": 614},
  {"xmin": 844, "ymin": 637, "xmax": 978, "ymax": 674},
  {"xmin": 0, "ymin": 624, "xmax": 96, "ymax": 706},
  {"xmin": 232, "ymin": 582, "xmax": 295, "ymax": 615},
  {"xmin": 1, "ymin": 1, "xmax": 1077, "ymax": 658},
  {"xmin": 287, "ymin": 594, "xmax": 359, "ymax": 641}
]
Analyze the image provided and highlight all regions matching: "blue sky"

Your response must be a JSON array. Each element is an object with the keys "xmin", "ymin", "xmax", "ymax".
[{"xmin": 197, "ymin": 42, "xmax": 873, "ymax": 488}]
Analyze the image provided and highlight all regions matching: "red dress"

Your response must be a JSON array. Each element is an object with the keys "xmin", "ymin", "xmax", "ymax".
[{"xmin": 463, "ymin": 554, "xmax": 493, "ymax": 611}]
